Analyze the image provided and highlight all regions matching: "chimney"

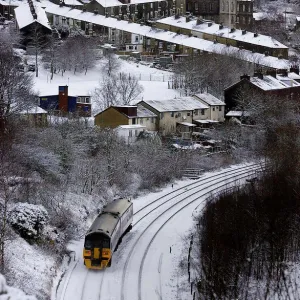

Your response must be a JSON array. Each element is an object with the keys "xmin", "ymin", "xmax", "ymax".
[
  {"xmin": 290, "ymin": 65, "xmax": 299, "ymax": 75},
  {"xmin": 254, "ymin": 71, "xmax": 263, "ymax": 80},
  {"xmin": 207, "ymin": 22, "xmax": 212, "ymax": 27},
  {"xmin": 196, "ymin": 18, "xmax": 202, "ymax": 25},
  {"xmin": 219, "ymin": 24, "xmax": 223, "ymax": 30},
  {"xmin": 280, "ymin": 69, "xmax": 288, "ymax": 77},
  {"xmin": 254, "ymin": 32, "xmax": 258, "ymax": 37},
  {"xmin": 186, "ymin": 16, "xmax": 191, "ymax": 22},
  {"xmin": 242, "ymin": 30, "xmax": 247, "ymax": 35},
  {"xmin": 266, "ymin": 69, "xmax": 277, "ymax": 78},
  {"xmin": 230, "ymin": 28, "xmax": 235, "ymax": 33},
  {"xmin": 58, "ymin": 86, "xmax": 69, "ymax": 113},
  {"xmin": 240, "ymin": 74, "xmax": 250, "ymax": 81}
]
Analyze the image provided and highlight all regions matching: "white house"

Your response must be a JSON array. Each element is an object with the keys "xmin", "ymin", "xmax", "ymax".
[
  {"xmin": 115, "ymin": 124, "xmax": 146, "ymax": 144},
  {"xmin": 138, "ymin": 97, "xmax": 210, "ymax": 135},
  {"xmin": 193, "ymin": 93, "xmax": 225, "ymax": 122}
]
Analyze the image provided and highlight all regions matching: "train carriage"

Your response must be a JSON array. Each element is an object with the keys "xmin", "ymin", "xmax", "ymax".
[{"xmin": 83, "ymin": 198, "xmax": 133, "ymax": 269}]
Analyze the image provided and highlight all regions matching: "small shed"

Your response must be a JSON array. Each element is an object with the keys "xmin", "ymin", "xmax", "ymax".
[
  {"xmin": 115, "ymin": 124, "xmax": 146, "ymax": 144},
  {"xmin": 19, "ymin": 106, "xmax": 48, "ymax": 126}
]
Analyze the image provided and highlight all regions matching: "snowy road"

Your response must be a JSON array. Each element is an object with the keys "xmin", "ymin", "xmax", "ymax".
[{"xmin": 53, "ymin": 162, "xmax": 264, "ymax": 300}]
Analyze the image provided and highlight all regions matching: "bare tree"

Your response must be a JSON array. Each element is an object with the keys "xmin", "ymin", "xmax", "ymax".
[
  {"xmin": 0, "ymin": 36, "xmax": 35, "ymax": 133},
  {"xmin": 102, "ymin": 52, "xmax": 120, "ymax": 76},
  {"xmin": 93, "ymin": 73, "xmax": 144, "ymax": 111}
]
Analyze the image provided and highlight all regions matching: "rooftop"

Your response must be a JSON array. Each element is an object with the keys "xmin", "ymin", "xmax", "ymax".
[
  {"xmin": 156, "ymin": 16, "xmax": 288, "ymax": 49},
  {"xmin": 250, "ymin": 74, "xmax": 300, "ymax": 91},
  {"xmin": 15, "ymin": 1, "xmax": 51, "ymax": 30},
  {"xmin": 193, "ymin": 93, "xmax": 225, "ymax": 106},
  {"xmin": 94, "ymin": 0, "xmax": 162, "ymax": 7},
  {"xmin": 40, "ymin": 1, "xmax": 291, "ymax": 70},
  {"xmin": 141, "ymin": 97, "xmax": 209, "ymax": 112}
]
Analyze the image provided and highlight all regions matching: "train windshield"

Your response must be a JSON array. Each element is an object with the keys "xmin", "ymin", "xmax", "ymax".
[{"xmin": 84, "ymin": 233, "xmax": 110, "ymax": 249}]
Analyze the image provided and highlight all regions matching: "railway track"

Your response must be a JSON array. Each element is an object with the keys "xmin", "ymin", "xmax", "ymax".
[
  {"xmin": 56, "ymin": 162, "xmax": 265, "ymax": 300},
  {"xmin": 120, "ymin": 162, "xmax": 264, "ymax": 300}
]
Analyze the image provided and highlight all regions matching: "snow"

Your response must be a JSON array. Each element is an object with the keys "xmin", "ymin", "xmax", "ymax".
[
  {"xmin": 250, "ymin": 74, "xmax": 300, "ymax": 90},
  {"xmin": 156, "ymin": 16, "xmax": 288, "ymax": 49},
  {"xmin": 137, "ymin": 105, "xmax": 157, "ymax": 118},
  {"xmin": 226, "ymin": 110, "xmax": 251, "ymax": 117},
  {"xmin": 95, "ymin": 0, "xmax": 162, "ymax": 7},
  {"xmin": 14, "ymin": 2, "xmax": 51, "ymax": 31},
  {"xmin": 34, "ymin": 57, "xmax": 180, "ymax": 114},
  {"xmin": 40, "ymin": 1, "xmax": 290, "ymax": 69},
  {"xmin": 50, "ymin": 162, "xmax": 261, "ymax": 300},
  {"xmin": 63, "ymin": 0, "xmax": 83, "ymax": 5},
  {"xmin": 19, "ymin": 106, "xmax": 48, "ymax": 114},
  {"xmin": 177, "ymin": 121, "xmax": 196, "ymax": 127},
  {"xmin": 117, "ymin": 124, "xmax": 146, "ymax": 129},
  {"xmin": 140, "ymin": 96, "xmax": 209, "ymax": 112},
  {"xmin": 0, "ymin": 274, "xmax": 37, "ymax": 300},
  {"xmin": 194, "ymin": 92, "xmax": 225, "ymax": 106}
]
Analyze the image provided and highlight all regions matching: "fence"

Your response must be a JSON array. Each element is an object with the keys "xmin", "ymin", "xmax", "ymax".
[{"xmin": 120, "ymin": 72, "xmax": 173, "ymax": 82}]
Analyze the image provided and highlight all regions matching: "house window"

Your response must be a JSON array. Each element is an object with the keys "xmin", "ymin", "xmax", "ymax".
[
  {"xmin": 187, "ymin": 112, "xmax": 190, "ymax": 116},
  {"xmin": 231, "ymin": 2, "xmax": 234, "ymax": 11},
  {"xmin": 171, "ymin": 112, "xmax": 174, "ymax": 117},
  {"xmin": 160, "ymin": 112, "xmax": 164, "ymax": 119},
  {"xmin": 178, "ymin": 112, "xmax": 181, "ymax": 117},
  {"xmin": 201, "ymin": 109, "xmax": 205, "ymax": 115},
  {"xmin": 194, "ymin": 2, "xmax": 198, "ymax": 10},
  {"xmin": 77, "ymin": 97, "xmax": 82, "ymax": 102},
  {"xmin": 219, "ymin": 106, "xmax": 222, "ymax": 111},
  {"xmin": 85, "ymin": 97, "xmax": 90, "ymax": 103},
  {"xmin": 135, "ymin": 35, "xmax": 139, "ymax": 42},
  {"xmin": 194, "ymin": 109, "xmax": 198, "ymax": 116},
  {"xmin": 210, "ymin": 3, "xmax": 213, "ymax": 11},
  {"xmin": 151, "ymin": 117, "xmax": 154, "ymax": 123},
  {"xmin": 213, "ymin": 107, "xmax": 215, "ymax": 111}
]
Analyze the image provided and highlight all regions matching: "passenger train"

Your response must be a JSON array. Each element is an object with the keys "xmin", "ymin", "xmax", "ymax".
[{"xmin": 83, "ymin": 198, "xmax": 133, "ymax": 269}]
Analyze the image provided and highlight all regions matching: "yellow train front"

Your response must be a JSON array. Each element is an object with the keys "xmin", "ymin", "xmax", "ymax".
[{"xmin": 83, "ymin": 198, "xmax": 133, "ymax": 269}]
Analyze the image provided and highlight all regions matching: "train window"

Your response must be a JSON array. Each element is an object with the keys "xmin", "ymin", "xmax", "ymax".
[
  {"xmin": 84, "ymin": 239, "xmax": 93, "ymax": 249},
  {"xmin": 85, "ymin": 234, "xmax": 110, "ymax": 248}
]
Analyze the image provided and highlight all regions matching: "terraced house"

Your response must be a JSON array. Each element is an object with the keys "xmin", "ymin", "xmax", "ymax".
[{"xmin": 156, "ymin": 16, "xmax": 288, "ymax": 58}]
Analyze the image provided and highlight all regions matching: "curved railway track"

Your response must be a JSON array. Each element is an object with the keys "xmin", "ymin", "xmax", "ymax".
[
  {"xmin": 120, "ymin": 163, "xmax": 264, "ymax": 300},
  {"xmin": 56, "ymin": 162, "xmax": 265, "ymax": 300}
]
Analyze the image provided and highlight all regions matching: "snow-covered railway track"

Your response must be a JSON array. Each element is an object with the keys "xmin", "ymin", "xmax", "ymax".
[
  {"xmin": 120, "ymin": 164, "xmax": 264, "ymax": 300},
  {"xmin": 56, "ymin": 163, "xmax": 265, "ymax": 300},
  {"xmin": 132, "ymin": 162, "xmax": 264, "ymax": 226}
]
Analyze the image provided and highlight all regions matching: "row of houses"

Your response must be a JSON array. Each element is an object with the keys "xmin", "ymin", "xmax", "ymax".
[
  {"xmin": 94, "ymin": 93, "xmax": 225, "ymax": 142},
  {"xmin": 11, "ymin": 1, "xmax": 291, "ymax": 71}
]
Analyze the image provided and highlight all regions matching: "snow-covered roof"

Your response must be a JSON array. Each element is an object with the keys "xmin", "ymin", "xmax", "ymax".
[
  {"xmin": 177, "ymin": 122, "xmax": 196, "ymax": 127},
  {"xmin": 117, "ymin": 124, "xmax": 146, "ymax": 129},
  {"xmin": 137, "ymin": 104, "xmax": 157, "ymax": 118},
  {"xmin": 156, "ymin": 16, "xmax": 288, "ymax": 49},
  {"xmin": 94, "ymin": 0, "xmax": 162, "ymax": 7},
  {"xmin": 15, "ymin": 1, "xmax": 51, "ymax": 30},
  {"xmin": 41, "ymin": 1, "xmax": 290, "ymax": 70},
  {"xmin": 226, "ymin": 110, "xmax": 250, "ymax": 117},
  {"xmin": 193, "ymin": 93, "xmax": 225, "ymax": 106},
  {"xmin": 141, "ymin": 97, "xmax": 209, "ymax": 112},
  {"xmin": 19, "ymin": 106, "xmax": 48, "ymax": 114},
  {"xmin": 287, "ymin": 71, "xmax": 300, "ymax": 79},
  {"xmin": 63, "ymin": 0, "xmax": 83, "ymax": 5},
  {"xmin": 0, "ymin": 0, "xmax": 23, "ymax": 6},
  {"xmin": 250, "ymin": 75, "xmax": 300, "ymax": 90}
]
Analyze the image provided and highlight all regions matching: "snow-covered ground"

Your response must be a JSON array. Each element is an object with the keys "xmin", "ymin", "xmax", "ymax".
[
  {"xmin": 52, "ymin": 162, "xmax": 261, "ymax": 300},
  {"xmin": 33, "ymin": 58, "xmax": 180, "ymax": 115}
]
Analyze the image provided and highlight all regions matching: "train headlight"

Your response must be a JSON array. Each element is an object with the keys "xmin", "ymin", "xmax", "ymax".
[{"xmin": 84, "ymin": 250, "xmax": 91, "ymax": 256}]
